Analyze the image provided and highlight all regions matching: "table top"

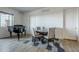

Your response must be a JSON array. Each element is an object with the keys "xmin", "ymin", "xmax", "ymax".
[{"xmin": 36, "ymin": 30, "xmax": 48, "ymax": 36}]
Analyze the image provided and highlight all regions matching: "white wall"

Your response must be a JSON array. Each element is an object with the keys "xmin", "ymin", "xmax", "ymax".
[
  {"xmin": 0, "ymin": 7, "xmax": 23, "ymax": 38},
  {"xmin": 77, "ymin": 8, "xmax": 79, "ymax": 41}
]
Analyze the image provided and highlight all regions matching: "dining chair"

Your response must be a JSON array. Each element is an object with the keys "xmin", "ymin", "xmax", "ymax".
[
  {"xmin": 42, "ymin": 27, "xmax": 47, "ymax": 32},
  {"xmin": 46, "ymin": 28, "xmax": 64, "ymax": 41},
  {"xmin": 32, "ymin": 28, "xmax": 39, "ymax": 46},
  {"xmin": 32, "ymin": 28, "xmax": 41, "ymax": 37},
  {"xmin": 54, "ymin": 28, "xmax": 64, "ymax": 43},
  {"xmin": 36, "ymin": 27, "xmax": 41, "ymax": 30},
  {"xmin": 45, "ymin": 28, "xmax": 55, "ymax": 50},
  {"xmin": 47, "ymin": 28, "xmax": 55, "ymax": 42},
  {"xmin": 46, "ymin": 28, "xmax": 64, "ymax": 50},
  {"xmin": 42, "ymin": 27, "xmax": 45, "ymax": 30},
  {"xmin": 32, "ymin": 28, "xmax": 43, "ymax": 46}
]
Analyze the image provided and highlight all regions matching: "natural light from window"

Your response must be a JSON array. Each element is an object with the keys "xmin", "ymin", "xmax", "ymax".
[{"xmin": 0, "ymin": 12, "xmax": 14, "ymax": 27}]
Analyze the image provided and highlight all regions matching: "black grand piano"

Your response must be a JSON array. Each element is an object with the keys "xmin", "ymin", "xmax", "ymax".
[{"xmin": 8, "ymin": 25, "xmax": 26, "ymax": 40}]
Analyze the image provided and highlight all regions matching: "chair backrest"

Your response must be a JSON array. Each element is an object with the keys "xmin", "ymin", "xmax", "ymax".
[
  {"xmin": 42, "ymin": 27, "xmax": 45, "ymax": 30},
  {"xmin": 48, "ymin": 28, "xmax": 55, "ymax": 39},
  {"xmin": 36, "ymin": 27, "xmax": 41, "ymax": 30},
  {"xmin": 42, "ymin": 27, "xmax": 46, "ymax": 31},
  {"xmin": 32, "ymin": 28, "xmax": 39, "ymax": 37},
  {"xmin": 32, "ymin": 28, "xmax": 36, "ymax": 37}
]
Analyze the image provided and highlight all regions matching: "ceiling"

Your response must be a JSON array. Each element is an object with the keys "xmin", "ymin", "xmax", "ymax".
[
  {"xmin": 10, "ymin": 7, "xmax": 43, "ymax": 12},
  {"xmin": 10, "ymin": 7, "xmax": 74, "ymax": 13}
]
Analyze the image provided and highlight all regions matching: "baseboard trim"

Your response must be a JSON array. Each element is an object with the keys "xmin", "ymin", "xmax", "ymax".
[
  {"xmin": 64, "ymin": 39, "xmax": 78, "ymax": 41},
  {"xmin": 0, "ymin": 35, "xmax": 17, "ymax": 39},
  {"xmin": 0, "ymin": 36, "xmax": 10, "ymax": 39}
]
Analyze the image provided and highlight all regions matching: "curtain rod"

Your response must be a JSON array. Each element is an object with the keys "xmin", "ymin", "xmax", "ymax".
[{"xmin": 0, "ymin": 11, "xmax": 14, "ymax": 15}]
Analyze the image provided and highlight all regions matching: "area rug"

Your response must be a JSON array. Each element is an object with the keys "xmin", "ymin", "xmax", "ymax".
[
  {"xmin": 24, "ymin": 40, "xmax": 30, "ymax": 44},
  {"xmin": 24, "ymin": 40, "xmax": 65, "ymax": 52},
  {"xmin": 53, "ymin": 42, "xmax": 65, "ymax": 52}
]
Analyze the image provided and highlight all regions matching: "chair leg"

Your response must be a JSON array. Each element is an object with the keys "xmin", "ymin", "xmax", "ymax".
[
  {"xmin": 32, "ymin": 36, "xmax": 39, "ymax": 46},
  {"xmin": 47, "ymin": 42, "xmax": 52, "ymax": 50}
]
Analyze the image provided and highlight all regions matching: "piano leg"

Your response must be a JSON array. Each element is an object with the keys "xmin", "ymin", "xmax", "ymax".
[
  {"xmin": 17, "ymin": 33, "xmax": 20, "ymax": 40},
  {"xmin": 24, "ymin": 31, "xmax": 26, "ymax": 36},
  {"xmin": 10, "ymin": 32, "xmax": 12, "ymax": 37},
  {"xmin": 21, "ymin": 33, "xmax": 23, "ymax": 36}
]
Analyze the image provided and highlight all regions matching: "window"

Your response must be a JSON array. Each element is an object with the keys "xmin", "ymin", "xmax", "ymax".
[
  {"xmin": 30, "ymin": 13, "xmax": 63, "ymax": 28},
  {"xmin": 0, "ymin": 12, "xmax": 14, "ymax": 27}
]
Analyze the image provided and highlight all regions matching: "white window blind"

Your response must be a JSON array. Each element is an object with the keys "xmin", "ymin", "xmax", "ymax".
[
  {"xmin": 30, "ymin": 13, "xmax": 63, "ymax": 28},
  {"xmin": 0, "ymin": 12, "xmax": 14, "ymax": 27}
]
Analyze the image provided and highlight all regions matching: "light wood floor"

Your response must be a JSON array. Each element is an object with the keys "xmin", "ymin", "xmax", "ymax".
[
  {"xmin": 0, "ymin": 36, "xmax": 48, "ymax": 52},
  {"xmin": 62, "ymin": 39, "xmax": 79, "ymax": 52},
  {"xmin": 0, "ymin": 35, "xmax": 79, "ymax": 52}
]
